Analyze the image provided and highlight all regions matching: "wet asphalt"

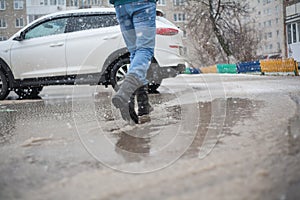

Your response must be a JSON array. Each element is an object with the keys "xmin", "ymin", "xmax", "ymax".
[{"xmin": 0, "ymin": 74, "xmax": 300, "ymax": 200}]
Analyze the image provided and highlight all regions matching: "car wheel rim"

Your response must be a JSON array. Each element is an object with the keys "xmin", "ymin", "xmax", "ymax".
[{"xmin": 116, "ymin": 63, "xmax": 129, "ymax": 86}]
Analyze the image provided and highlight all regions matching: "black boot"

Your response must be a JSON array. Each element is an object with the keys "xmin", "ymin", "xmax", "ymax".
[
  {"xmin": 112, "ymin": 74, "xmax": 143, "ymax": 123},
  {"xmin": 136, "ymin": 85, "xmax": 153, "ymax": 124},
  {"xmin": 128, "ymin": 93, "xmax": 139, "ymax": 124}
]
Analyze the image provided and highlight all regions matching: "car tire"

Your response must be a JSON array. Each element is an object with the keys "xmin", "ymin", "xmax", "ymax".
[
  {"xmin": 110, "ymin": 57, "xmax": 162, "ymax": 93},
  {"xmin": 110, "ymin": 57, "xmax": 130, "ymax": 91},
  {"xmin": 0, "ymin": 69, "xmax": 10, "ymax": 100},
  {"xmin": 14, "ymin": 87, "xmax": 43, "ymax": 99}
]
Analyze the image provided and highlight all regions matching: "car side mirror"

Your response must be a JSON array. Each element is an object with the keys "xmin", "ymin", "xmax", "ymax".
[{"xmin": 13, "ymin": 31, "xmax": 25, "ymax": 41}]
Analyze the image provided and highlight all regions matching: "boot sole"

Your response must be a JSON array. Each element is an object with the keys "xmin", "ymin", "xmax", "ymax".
[{"xmin": 139, "ymin": 115, "xmax": 151, "ymax": 124}]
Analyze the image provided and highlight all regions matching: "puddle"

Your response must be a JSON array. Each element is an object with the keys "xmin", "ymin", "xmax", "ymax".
[
  {"xmin": 93, "ymin": 96, "xmax": 262, "ymax": 163},
  {"xmin": 0, "ymin": 92, "xmax": 263, "ymax": 166},
  {"xmin": 183, "ymin": 98, "xmax": 262, "ymax": 158},
  {"xmin": 114, "ymin": 131, "xmax": 151, "ymax": 163}
]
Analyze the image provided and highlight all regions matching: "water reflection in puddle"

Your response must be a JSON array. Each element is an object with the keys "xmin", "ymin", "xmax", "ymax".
[
  {"xmin": 183, "ymin": 98, "xmax": 262, "ymax": 158},
  {"xmin": 287, "ymin": 96, "xmax": 300, "ymax": 155}
]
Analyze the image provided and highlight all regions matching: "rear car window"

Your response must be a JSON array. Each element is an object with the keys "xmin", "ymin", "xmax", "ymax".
[{"xmin": 66, "ymin": 14, "xmax": 119, "ymax": 33}]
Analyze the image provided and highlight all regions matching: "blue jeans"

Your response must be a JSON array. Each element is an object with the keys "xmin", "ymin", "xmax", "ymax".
[{"xmin": 115, "ymin": 1, "xmax": 156, "ymax": 85}]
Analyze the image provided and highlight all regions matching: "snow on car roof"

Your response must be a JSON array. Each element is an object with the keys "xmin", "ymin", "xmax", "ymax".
[
  {"xmin": 43, "ymin": 7, "xmax": 116, "ymax": 18},
  {"xmin": 20, "ymin": 8, "xmax": 116, "ymax": 30}
]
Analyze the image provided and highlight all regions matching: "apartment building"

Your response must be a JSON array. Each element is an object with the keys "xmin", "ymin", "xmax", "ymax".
[
  {"xmin": 0, "ymin": 0, "xmax": 27, "ymax": 41},
  {"xmin": 156, "ymin": 0, "xmax": 188, "ymax": 56},
  {"xmin": 27, "ymin": 0, "xmax": 113, "ymax": 24},
  {"xmin": 66, "ymin": 0, "xmax": 112, "ymax": 9},
  {"xmin": 156, "ymin": 0, "xmax": 287, "ymax": 62},
  {"xmin": 248, "ymin": 0, "xmax": 285, "ymax": 58},
  {"xmin": 285, "ymin": 0, "xmax": 300, "ymax": 62},
  {"xmin": 26, "ymin": 0, "xmax": 67, "ymax": 24}
]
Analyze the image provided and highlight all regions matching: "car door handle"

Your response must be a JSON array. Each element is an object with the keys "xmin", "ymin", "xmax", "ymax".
[
  {"xmin": 49, "ymin": 43, "xmax": 64, "ymax": 47},
  {"xmin": 103, "ymin": 34, "xmax": 119, "ymax": 40}
]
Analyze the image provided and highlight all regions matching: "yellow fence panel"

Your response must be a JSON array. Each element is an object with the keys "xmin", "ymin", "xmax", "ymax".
[
  {"xmin": 260, "ymin": 59, "xmax": 297, "ymax": 74},
  {"xmin": 200, "ymin": 65, "xmax": 217, "ymax": 73},
  {"xmin": 295, "ymin": 61, "xmax": 299, "ymax": 76}
]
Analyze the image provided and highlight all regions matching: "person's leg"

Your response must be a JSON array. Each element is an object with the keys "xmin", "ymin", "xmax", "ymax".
[
  {"xmin": 112, "ymin": 2, "xmax": 156, "ymax": 123},
  {"xmin": 115, "ymin": 1, "xmax": 156, "ymax": 83},
  {"xmin": 136, "ymin": 85, "xmax": 153, "ymax": 123},
  {"xmin": 115, "ymin": 4, "xmax": 137, "ymax": 63},
  {"xmin": 127, "ymin": 2, "xmax": 156, "ymax": 85},
  {"xmin": 112, "ymin": 5, "xmax": 140, "ymax": 123},
  {"xmin": 129, "ymin": 2, "xmax": 156, "ymax": 123}
]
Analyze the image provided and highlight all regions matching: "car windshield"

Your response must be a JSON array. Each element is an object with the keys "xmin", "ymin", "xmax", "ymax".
[{"xmin": 25, "ymin": 18, "xmax": 67, "ymax": 39}]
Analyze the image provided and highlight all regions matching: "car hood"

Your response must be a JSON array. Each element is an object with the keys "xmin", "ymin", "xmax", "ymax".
[{"xmin": 0, "ymin": 40, "xmax": 11, "ymax": 50}]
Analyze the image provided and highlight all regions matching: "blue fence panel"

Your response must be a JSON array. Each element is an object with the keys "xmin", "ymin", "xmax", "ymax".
[
  {"xmin": 190, "ymin": 67, "xmax": 200, "ymax": 74},
  {"xmin": 237, "ymin": 61, "xmax": 261, "ymax": 73}
]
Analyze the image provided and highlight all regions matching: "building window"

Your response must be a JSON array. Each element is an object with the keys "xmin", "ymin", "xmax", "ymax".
[
  {"xmin": 287, "ymin": 23, "xmax": 299, "ymax": 44},
  {"xmin": 298, "ymin": 22, "xmax": 300, "ymax": 42},
  {"xmin": 264, "ymin": 8, "xmax": 271, "ymax": 15},
  {"xmin": 16, "ymin": 18, "xmax": 24, "ymax": 28},
  {"xmin": 70, "ymin": 0, "xmax": 78, "ymax": 6},
  {"xmin": 268, "ymin": 20, "xmax": 272, "ymax": 27},
  {"xmin": 157, "ymin": 0, "xmax": 166, "ymax": 6},
  {"xmin": 44, "ymin": 0, "xmax": 48, "ymax": 5},
  {"xmin": 268, "ymin": 32, "xmax": 272, "ymax": 38},
  {"xmin": 269, "ymin": 44, "xmax": 273, "ymax": 50},
  {"xmin": 14, "ymin": 0, "xmax": 24, "ymax": 10},
  {"xmin": 173, "ymin": 0, "xmax": 184, "ymax": 6},
  {"xmin": 173, "ymin": 14, "xmax": 177, "ymax": 22},
  {"xmin": 29, "ymin": 15, "xmax": 42, "ymax": 23},
  {"xmin": 292, "ymin": 23, "xmax": 297, "ymax": 43},
  {"xmin": 0, "ymin": 0, "xmax": 6, "ymax": 10},
  {"xmin": 183, "ymin": 30, "xmax": 187, "ymax": 38},
  {"xmin": 50, "ymin": 0, "xmax": 57, "ymax": 5},
  {"xmin": 0, "ymin": 36, "xmax": 7, "ymax": 41},
  {"xmin": 178, "ymin": 13, "xmax": 182, "ymax": 21},
  {"xmin": 287, "ymin": 24, "xmax": 292, "ymax": 44},
  {"xmin": 263, "ymin": 0, "xmax": 272, "ymax": 4},
  {"xmin": 58, "ymin": 0, "xmax": 64, "ymax": 5},
  {"xmin": 173, "ymin": 13, "xmax": 186, "ymax": 22},
  {"xmin": 86, "ymin": 0, "xmax": 100, "ymax": 6},
  {"xmin": 0, "ymin": 18, "xmax": 7, "ymax": 28}
]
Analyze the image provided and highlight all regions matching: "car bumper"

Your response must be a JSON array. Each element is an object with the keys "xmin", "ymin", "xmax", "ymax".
[{"xmin": 160, "ymin": 63, "xmax": 186, "ymax": 79}]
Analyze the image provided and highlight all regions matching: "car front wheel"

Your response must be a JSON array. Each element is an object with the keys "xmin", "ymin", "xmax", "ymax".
[{"xmin": 0, "ymin": 70, "xmax": 10, "ymax": 100}]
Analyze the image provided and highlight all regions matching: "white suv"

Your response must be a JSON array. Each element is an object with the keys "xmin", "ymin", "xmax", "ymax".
[{"xmin": 0, "ymin": 8, "xmax": 187, "ymax": 100}]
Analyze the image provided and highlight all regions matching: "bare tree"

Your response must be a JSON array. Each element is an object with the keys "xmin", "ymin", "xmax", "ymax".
[{"xmin": 186, "ymin": 0, "xmax": 259, "ymax": 65}]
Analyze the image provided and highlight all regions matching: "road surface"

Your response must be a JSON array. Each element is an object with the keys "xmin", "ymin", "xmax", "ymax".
[{"xmin": 0, "ymin": 74, "xmax": 300, "ymax": 200}]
